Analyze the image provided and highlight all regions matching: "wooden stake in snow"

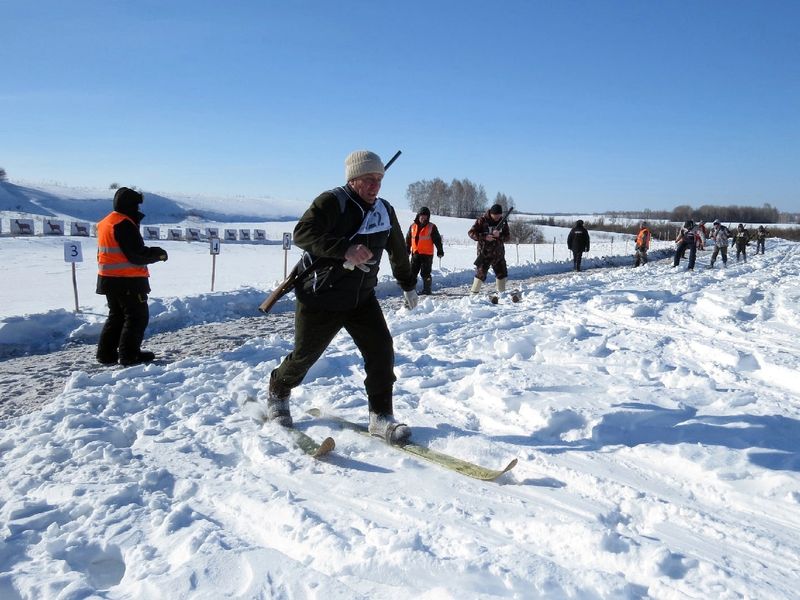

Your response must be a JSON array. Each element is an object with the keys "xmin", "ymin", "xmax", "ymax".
[{"xmin": 63, "ymin": 241, "xmax": 83, "ymax": 312}]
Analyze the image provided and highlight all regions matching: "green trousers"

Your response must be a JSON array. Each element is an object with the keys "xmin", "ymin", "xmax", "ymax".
[{"xmin": 271, "ymin": 294, "xmax": 395, "ymax": 415}]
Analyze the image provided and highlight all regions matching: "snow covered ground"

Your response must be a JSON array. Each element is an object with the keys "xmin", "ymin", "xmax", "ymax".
[{"xmin": 1, "ymin": 185, "xmax": 799, "ymax": 598}]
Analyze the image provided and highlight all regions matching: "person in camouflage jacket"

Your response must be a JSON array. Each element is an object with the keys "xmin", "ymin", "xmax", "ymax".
[
  {"xmin": 468, "ymin": 204, "xmax": 510, "ymax": 294},
  {"xmin": 732, "ymin": 224, "xmax": 750, "ymax": 262}
]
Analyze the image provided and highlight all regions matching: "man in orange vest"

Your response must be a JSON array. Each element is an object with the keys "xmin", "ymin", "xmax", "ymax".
[
  {"xmin": 96, "ymin": 187, "xmax": 168, "ymax": 366},
  {"xmin": 634, "ymin": 221, "xmax": 651, "ymax": 267},
  {"xmin": 405, "ymin": 207, "xmax": 444, "ymax": 295}
]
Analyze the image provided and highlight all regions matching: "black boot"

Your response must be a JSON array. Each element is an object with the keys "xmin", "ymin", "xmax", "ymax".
[{"xmin": 119, "ymin": 350, "xmax": 156, "ymax": 366}]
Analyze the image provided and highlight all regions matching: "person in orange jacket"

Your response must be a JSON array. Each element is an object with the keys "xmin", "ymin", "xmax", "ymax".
[
  {"xmin": 634, "ymin": 221, "xmax": 651, "ymax": 267},
  {"xmin": 96, "ymin": 187, "xmax": 168, "ymax": 366},
  {"xmin": 405, "ymin": 207, "xmax": 444, "ymax": 295}
]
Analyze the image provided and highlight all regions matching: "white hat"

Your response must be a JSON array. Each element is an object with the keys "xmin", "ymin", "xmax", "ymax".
[{"xmin": 345, "ymin": 150, "xmax": 384, "ymax": 181}]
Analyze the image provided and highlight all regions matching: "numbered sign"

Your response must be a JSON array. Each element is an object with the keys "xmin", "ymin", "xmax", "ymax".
[
  {"xmin": 210, "ymin": 238, "xmax": 221, "ymax": 255},
  {"xmin": 282, "ymin": 233, "xmax": 292, "ymax": 250},
  {"xmin": 64, "ymin": 241, "xmax": 84, "ymax": 263}
]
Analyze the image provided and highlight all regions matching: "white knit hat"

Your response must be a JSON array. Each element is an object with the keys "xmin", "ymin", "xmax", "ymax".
[{"xmin": 345, "ymin": 150, "xmax": 384, "ymax": 181}]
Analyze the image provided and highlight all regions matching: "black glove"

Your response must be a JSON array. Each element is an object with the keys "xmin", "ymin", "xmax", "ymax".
[
  {"xmin": 437, "ymin": 252, "xmax": 444, "ymax": 258},
  {"xmin": 152, "ymin": 247, "xmax": 168, "ymax": 261}
]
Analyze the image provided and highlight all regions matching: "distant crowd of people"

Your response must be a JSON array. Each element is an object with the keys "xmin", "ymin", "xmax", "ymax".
[{"xmin": 671, "ymin": 220, "xmax": 767, "ymax": 270}]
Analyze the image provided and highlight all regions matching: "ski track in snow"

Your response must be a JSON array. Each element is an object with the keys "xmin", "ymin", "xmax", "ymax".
[{"xmin": 2, "ymin": 247, "xmax": 800, "ymax": 598}]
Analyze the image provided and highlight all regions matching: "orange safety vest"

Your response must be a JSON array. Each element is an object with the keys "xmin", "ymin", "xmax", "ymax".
[
  {"xmin": 97, "ymin": 212, "xmax": 149, "ymax": 277},
  {"xmin": 636, "ymin": 228, "xmax": 651, "ymax": 249},
  {"xmin": 409, "ymin": 223, "xmax": 435, "ymax": 255}
]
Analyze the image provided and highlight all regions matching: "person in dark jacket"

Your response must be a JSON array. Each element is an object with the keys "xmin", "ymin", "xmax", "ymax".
[
  {"xmin": 755, "ymin": 225, "xmax": 767, "ymax": 254},
  {"xmin": 732, "ymin": 224, "xmax": 750, "ymax": 262},
  {"xmin": 405, "ymin": 206, "xmax": 444, "ymax": 295},
  {"xmin": 567, "ymin": 220, "xmax": 590, "ymax": 271},
  {"xmin": 96, "ymin": 187, "xmax": 168, "ymax": 366},
  {"xmin": 673, "ymin": 220, "xmax": 698, "ymax": 270},
  {"xmin": 267, "ymin": 150, "xmax": 417, "ymax": 445},
  {"xmin": 468, "ymin": 204, "xmax": 510, "ymax": 294}
]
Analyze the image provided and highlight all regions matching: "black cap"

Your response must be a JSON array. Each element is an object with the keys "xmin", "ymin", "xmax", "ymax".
[
  {"xmin": 113, "ymin": 187, "xmax": 144, "ymax": 213},
  {"xmin": 490, "ymin": 204, "xmax": 503, "ymax": 214},
  {"xmin": 418, "ymin": 206, "xmax": 431, "ymax": 217}
]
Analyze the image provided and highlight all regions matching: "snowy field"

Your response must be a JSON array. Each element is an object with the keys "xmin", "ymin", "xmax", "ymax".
[{"xmin": 1, "ymin": 184, "xmax": 800, "ymax": 598}]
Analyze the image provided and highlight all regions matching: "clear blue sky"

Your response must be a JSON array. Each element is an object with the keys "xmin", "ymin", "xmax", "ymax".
[{"xmin": 3, "ymin": 0, "xmax": 798, "ymax": 213}]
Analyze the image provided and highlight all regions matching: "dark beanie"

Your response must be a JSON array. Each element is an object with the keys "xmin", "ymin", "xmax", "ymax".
[
  {"xmin": 490, "ymin": 204, "xmax": 503, "ymax": 214},
  {"xmin": 418, "ymin": 206, "xmax": 431, "ymax": 217},
  {"xmin": 114, "ymin": 187, "xmax": 143, "ymax": 205},
  {"xmin": 113, "ymin": 187, "xmax": 144, "ymax": 213}
]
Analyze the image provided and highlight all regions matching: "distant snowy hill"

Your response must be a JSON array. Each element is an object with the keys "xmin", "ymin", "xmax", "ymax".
[{"xmin": 0, "ymin": 180, "xmax": 307, "ymax": 223}]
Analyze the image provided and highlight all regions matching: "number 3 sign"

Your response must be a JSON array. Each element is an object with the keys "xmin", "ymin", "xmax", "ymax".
[{"xmin": 64, "ymin": 241, "xmax": 84, "ymax": 262}]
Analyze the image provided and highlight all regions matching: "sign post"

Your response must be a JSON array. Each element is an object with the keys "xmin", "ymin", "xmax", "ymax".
[
  {"xmin": 282, "ymin": 233, "xmax": 292, "ymax": 278},
  {"xmin": 63, "ymin": 241, "xmax": 83, "ymax": 312},
  {"xmin": 210, "ymin": 238, "xmax": 221, "ymax": 291}
]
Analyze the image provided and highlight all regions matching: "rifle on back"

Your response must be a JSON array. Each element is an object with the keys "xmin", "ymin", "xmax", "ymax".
[
  {"xmin": 258, "ymin": 150, "xmax": 402, "ymax": 314},
  {"xmin": 473, "ymin": 206, "xmax": 514, "ymax": 266},
  {"xmin": 489, "ymin": 206, "xmax": 514, "ymax": 235}
]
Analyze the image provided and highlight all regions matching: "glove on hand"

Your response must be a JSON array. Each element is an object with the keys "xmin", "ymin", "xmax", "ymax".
[
  {"xmin": 152, "ymin": 247, "xmax": 169, "ymax": 261},
  {"xmin": 437, "ymin": 252, "xmax": 444, "ymax": 258},
  {"xmin": 403, "ymin": 290, "xmax": 419, "ymax": 310}
]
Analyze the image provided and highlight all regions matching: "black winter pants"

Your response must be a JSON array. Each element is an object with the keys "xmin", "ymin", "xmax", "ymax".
[
  {"xmin": 572, "ymin": 250, "xmax": 584, "ymax": 271},
  {"xmin": 410, "ymin": 252, "xmax": 434, "ymax": 291},
  {"xmin": 673, "ymin": 241, "xmax": 697, "ymax": 269},
  {"xmin": 474, "ymin": 257, "xmax": 508, "ymax": 281},
  {"xmin": 272, "ymin": 294, "xmax": 396, "ymax": 415},
  {"xmin": 97, "ymin": 291, "xmax": 149, "ymax": 362}
]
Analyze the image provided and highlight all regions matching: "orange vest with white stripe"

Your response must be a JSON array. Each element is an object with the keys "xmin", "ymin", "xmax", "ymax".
[
  {"xmin": 636, "ymin": 228, "xmax": 651, "ymax": 249},
  {"xmin": 97, "ymin": 212, "xmax": 149, "ymax": 277},
  {"xmin": 410, "ymin": 223, "xmax": 435, "ymax": 255}
]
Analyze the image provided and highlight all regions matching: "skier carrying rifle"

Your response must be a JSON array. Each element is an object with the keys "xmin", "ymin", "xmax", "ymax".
[
  {"xmin": 468, "ymin": 204, "xmax": 511, "ymax": 295},
  {"xmin": 265, "ymin": 150, "xmax": 417, "ymax": 445}
]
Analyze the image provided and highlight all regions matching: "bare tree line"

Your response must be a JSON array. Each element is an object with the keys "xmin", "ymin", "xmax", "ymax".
[
  {"xmin": 406, "ymin": 178, "xmax": 545, "ymax": 243},
  {"xmin": 406, "ymin": 178, "xmax": 519, "ymax": 219},
  {"xmin": 609, "ymin": 203, "xmax": 795, "ymax": 224}
]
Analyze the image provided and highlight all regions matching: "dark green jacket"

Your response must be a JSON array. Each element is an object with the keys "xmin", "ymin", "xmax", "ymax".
[{"xmin": 294, "ymin": 185, "xmax": 416, "ymax": 310}]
